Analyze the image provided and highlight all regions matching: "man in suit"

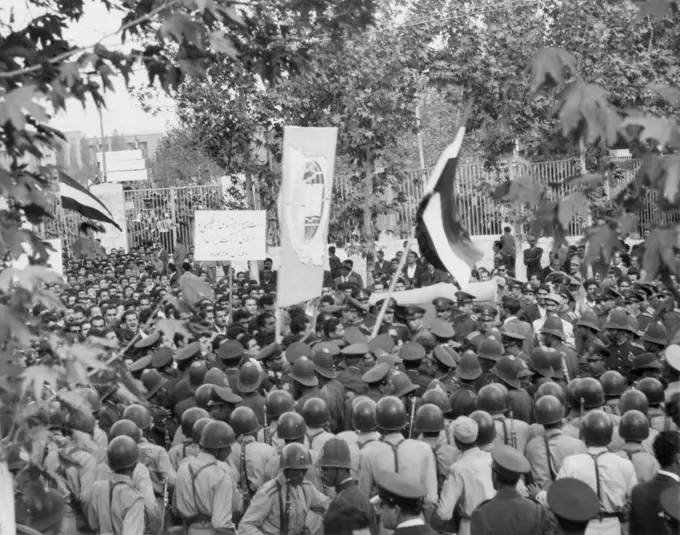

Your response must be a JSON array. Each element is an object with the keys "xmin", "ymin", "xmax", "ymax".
[
  {"xmin": 523, "ymin": 235, "xmax": 543, "ymax": 279},
  {"xmin": 329, "ymin": 246, "xmax": 343, "ymax": 279},
  {"xmin": 630, "ymin": 430, "xmax": 680, "ymax": 535},
  {"xmin": 470, "ymin": 445, "xmax": 550, "ymax": 535},
  {"xmin": 402, "ymin": 250, "xmax": 426, "ymax": 288},
  {"xmin": 373, "ymin": 249, "xmax": 389, "ymax": 278},
  {"xmin": 519, "ymin": 284, "xmax": 545, "ymax": 325},
  {"xmin": 370, "ymin": 471, "xmax": 438, "ymax": 535},
  {"xmin": 334, "ymin": 260, "xmax": 364, "ymax": 289}
]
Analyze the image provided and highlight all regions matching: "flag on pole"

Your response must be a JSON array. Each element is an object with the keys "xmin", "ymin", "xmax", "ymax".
[
  {"xmin": 415, "ymin": 123, "xmax": 482, "ymax": 284},
  {"xmin": 58, "ymin": 171, "xmax": 122, "ymax": 231}
]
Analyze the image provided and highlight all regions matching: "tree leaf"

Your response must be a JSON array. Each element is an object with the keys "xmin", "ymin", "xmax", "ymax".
[
  {"xmin": 528, "ymin": 47, "xmax": 578, "ymax": 95},
  {"xmin": 0, "ymin": 85, "xmax": 49, "ymax": 130},
  {"xmin": 584, "ymin": 224, "xmax": 620, "ymax": 266},
  {"xmin": 636, "ymin": 0, "xmax": 676, "ymax": 20},
  {"xmin": 492, "ymin": 175, "xmax": 544, "ymax": 205},
  {"xmin": 160, "ymin": 12, "xmax": 206, "ymax": 48},
  {"xmin": 619, "ymin": 114, "xmax": 680, "ymax": 149},
  {"xmin": 155, "ymin": 318, "xmax": 193, "ymax": 341},
  {"xmin": 663, "ymin": 154, "xmax": 680, "ymax": 204},
  {"xmin": 179, "ymin": 272, "xmax": 215, "ymax": 306},
  {"xmin": 643, "ymin": 227, "xmax": 678, "ymax": 279},
  {"xmin": 648, "ymin": 83, "xmax": 680, "ymax": 110},
  {"xmin": 209, "ymin": 30, "xmax": 238, "ymax": 59},
  {"xmin": 557, "ymin": 193, "xmax": 590, "ymax": 228},
  {"xmin": 21, "ymin": 365, "xmax": 61, "ymax": 401}
]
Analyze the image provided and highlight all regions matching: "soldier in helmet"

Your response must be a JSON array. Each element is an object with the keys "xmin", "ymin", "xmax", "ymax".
[
  {"xmin": 174, "ymin": 420, "xmax": 241, "ymax": 533},
  {"xmin": 603, "ymin": 309, "xmax": 643, "ymax": 378},
  {"xmin": 422, "ymin": 387, "xmax": 454, "ymax": 445},
  {"xmin": 600, "ymin": 370, "xmax": 627, "ymax": 415},
  {"xmin": 358, "ymin": 396, "xmax": 438, "ymax": 512},
  {"xmin": 344, "ymin": 397, "xmax": 381, "ymax": 478},
  {"xmin": 629, "ymin": 352, "xmax": 664, "ymax": 383},
  {"xmin": 43, "ymin": 407, "xmax": 98, "ymax": 534},
  {"xmin": 312, "ymin": 343, "xmax": 347, "ymax": 433},
  {"xmin": 257, "ymin": 390, "xmax": 296, "ymax": 450},
  {"xmin": 168, "ymin": 407, "xmax": 210, "ymax": 470},
  {"xmin": 524, "ymin": 395, "xmax": 586, "ymax": 488},
  {"xmin": 338, "ymin": 343, "xmax": 371, "ymax": 396},
  {"xmin": 238, "ymin": 361, "xmax": 266, "ymax": 424},
  {"xmin": 617, "ymin": 389, "xmax": 658, "ymax": 454},
  {"xmin": 229, "ymin": 406, "xmax": 276, "ymax": 511},
  {"xmin": 86, "ymin": 436, "xmax": 145, "ymax": 534},
  {"xmin": 562, "ymin": 378, "xmax": 622, "ymax": 448},
  {"xmin": 464, "ymin": 305, "xmax": 502, "ymax": 352},
  {"xmin": 99, "ymin": 419, "xmax": 159, "ymax": 527},
  {"xmin": 318, "ymin": 437, "xmax": 375, "ymax": 533},
  {"xmin": 638, "ymin": 377, "xmax": 677, "ymax": 431},
  {"xmin": 490, "ymin": 356, "xmax": 533, "ymax": 424},
  {"xmin": 614, "ymin": 410, "xmax": 659, "ymax": 483},
  {"xmin": 301, "ymin": 397, "xmax": 334, "ymax": 453},
  {"xmin": 262, "ymin": 412, "xmax": 322, "ymax": 490},
  {"xmin": 536, "ymin": 411, "xmax": 638, "ymax": 535},
  {"xmin": 413, "ymin": 404, "xmax": 457, "ymax": 493},
  {"xmin": 476, "ymin": 384, "xmax": 530, "ymax": 453},
  {"xmin": 435, "ymin": 416, "xmax": 494, "ymax": 535},
  {"xmin": 362, "ymin": 362, "xmax": 392, "ymax": 402},
  {"xmin": 640, "ymin": 323, "xmax": 667, "ymax": 354},
  {"xmin": 122, "ymin": 404, "xmax": 176, "ymax": 513},
  {"xmin": 470, "ymin": 410, "xmax": 497, "ymax": 452},
  {"xmin": 239, "ymin": 443, "xmax": 330, "ymax": 535},
  {"xmin": 450, "ymin": 352, "xmax": 481, "ymax": 418}
]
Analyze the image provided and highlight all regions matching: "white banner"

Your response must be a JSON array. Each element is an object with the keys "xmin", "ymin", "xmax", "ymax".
[
  {"xmin": 194, "ymin": 210, "xmax": 267, "ymax": 261},
  {"xmin": 90, "ymin": 183, "xmax": 128, "ymax": 252}
]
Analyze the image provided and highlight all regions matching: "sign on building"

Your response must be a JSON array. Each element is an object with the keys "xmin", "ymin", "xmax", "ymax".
[{"xmin": 97, "ymin": 149, "xmax": 148, "ymax": 182}]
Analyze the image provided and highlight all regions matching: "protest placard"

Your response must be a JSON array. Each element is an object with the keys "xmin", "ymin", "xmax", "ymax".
[{"xmin": 194, "ymin": 210, "xmax": 267, "ymax": 261}]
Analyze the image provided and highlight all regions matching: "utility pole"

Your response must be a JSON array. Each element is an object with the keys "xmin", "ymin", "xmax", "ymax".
[
  {"xmin": 98, "ymin": 107, "xmax": 107, "ymax": 182},
  {"xmin": 415, "ymin": 102, "xmax": 426, "ymax": 170}
]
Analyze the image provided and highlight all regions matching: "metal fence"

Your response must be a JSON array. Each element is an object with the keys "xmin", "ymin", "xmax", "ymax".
[{"xmin": 44, "ymin": 157, "xmax": 660, "ymax": 252}]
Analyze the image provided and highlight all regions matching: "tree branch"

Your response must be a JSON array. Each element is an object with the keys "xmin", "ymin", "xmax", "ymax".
[{"xmin": 0, "ymin": 0, "xmax": 182, "ymax": 80}]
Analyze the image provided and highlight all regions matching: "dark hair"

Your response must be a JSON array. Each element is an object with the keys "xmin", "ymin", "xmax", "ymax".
[
  {"xmin": 342, "ymin": 259, "xmax": 354, "ymax": 269},
  {"xmin": 323, "ymin": 506, "xmax": 370, "ymax": 535},
  {"xmin": 323, "ymin": 317, "xmax": 342, "ymax": 339},
  {"xmin": 256, "ymin": 311, "xmax": 275, "ymax": 329},
  {"xmin": 259, "ymin": 294, "xmax": 276, "ymax": 308},
  {"xmin": 329, "ymin": 246, "xmax": 336, "ymax": 254},
  {"xmin": 501, "ymin": 296, "xmax": 522, "ymax": 315},
  {"xmin": 653, "ymin": 430, "xmax": 680, "ymax": 468}
]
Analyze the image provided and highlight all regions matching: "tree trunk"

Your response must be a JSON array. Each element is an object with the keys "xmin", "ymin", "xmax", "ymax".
[
  {"xmin": 364, "ymin": 148, "xmax": 375, "ymax": 287},
  {"xmin": 0, "ymin": 423, "xmax": 15, "ymax": 535}
]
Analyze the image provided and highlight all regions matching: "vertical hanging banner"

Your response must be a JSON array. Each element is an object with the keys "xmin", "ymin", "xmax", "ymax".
[
  {"xmin": 277, "ymin": 127, "xmax": 338, "ymax": 307},
  {"xmin": 90, "ymin": 182, "xmax": 129, "ymax": 252}
]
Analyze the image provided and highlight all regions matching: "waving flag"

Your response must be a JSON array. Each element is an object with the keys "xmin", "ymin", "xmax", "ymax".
[
  {"xmin": 415, "ymin": 118, "xmax": 482, "ymax": 283},
  {"xmin": 58, "ymin": 171, "xmax": 122, "ymax": 231}
]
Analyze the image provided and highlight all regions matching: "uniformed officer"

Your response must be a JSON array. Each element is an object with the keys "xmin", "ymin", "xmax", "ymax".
[
  {"xmin": 638, "ymin": 377, "xmax": 678, "ymax": 431},
  {"xmin": 476, "ymin": 383, "xmax": 530, "ymax": 453},
  {"xmin": 603, "ymin": 309, "xmax": 643, "ymax": 378},
  {"xmin": 318, "ymin": 438, "xmax": 376, "ymax": 533},
  {"xmin": 537, "ymin": 410, "xmax": 638, "ymax": 535},
  {"xmin": 431, "ymin": 345, "xmax": 458, "ymax": 396},
  {"xmin": 660, "ymin": 486, "xmax": 680, "ymax": 533},
  {"xmin": 450, "ymin": 352, "xmax": 481, "ymax": 418},
  {"xmin": 344, "ymin": 397, "xmax": 381, "ymax": 478},
  {"xmin": 490, "ymin": 355, "xmax": 533, "ymax": 424},
  {"xmin": 129, "ymin": 354, "xmax": 152, "ymax": 380},
  {"xmin": 358, "ymin": 396, "xmax": 438, "ymax": 511},
  {"xmin": 100, "ymin": 418, "xmax": 159, "ymax": 527},
  {"xmin": 237, "ymin": 362, "xmax": 267, "ymax": 425},
  {"xmin": 600, "ymin": 370, "xmax": 627, "ymax": 415},
  {"xmin": 301, "ymin": 397, "xmax": 334, "ymax": 453},
  {"xmin": 421, "ymin": 387, "xmax": 454, "ymax": 445},
  {"xmin": 464, "ymin": 305, "xmax": 502, "ymax": 352},
  {"xmin": 217, "ymin": 339, "xmax": 247, "ymax": 390},
  {"xmin": 239, "ymin": 443, "xmax": 330, "ymax": 535},
  {"xmin": 338, "ymin": 344, "xmax": 370, "ymax": 395},
  {"xmin": 453, "ymin": 291, "xmax": 477, "ymax": 343},
  {"xmin": 617, "ymin": 388, "xmax": 659, "ymax": 453},
  {"xmin": 43, "ymin": 409, "xmax": 98, "ymax": 534},
  {"xmin": 400, "ymin": 342, "xmax": 430, "ymax": 397},
  {"xmin": 229, "ymin": 406, "xmax": 276, "ymax": 508},
  {"xmin": 413, "ymin": 404, "xmax": 457, "ymax": 493},
  {"xmin": 122, "ymin": 404, "xmax": 177, "ymax": 509},
  {"xmin": 545, "ymin": 478, "xmax": 599, "ymax": 535},
  {"xmin": 257, "ymin": 390, "xmax": 295, "ymax": 450},
  {"xmin": 524, "ymin": 395, "xmax": 586, "ymax": 487},
  {"xmin": 262, "ymin": 412, "xmax": 322, "ymax": 490},
  {"xmin": 362, "ymin": 362, "xmax": 391, "ymax": 401},
  {"xmin": 312, "ymin": 344, "xmax": 347, "ymax": 433},
  {"xmin": 86, "ymin": 436, "xmax": 145, "ymax": 534},
  {"xmin": 613, "ymin": 409, "xmax": 659, "ymax": 483},
  {"xmin": 375, "ymin": 298, "xmax": 410, "ymax": 343},
  {"xmin": 368, "ymin": 471, "xmax": 437, "ymax": 535},
  {"xmin": 432, "ymin": 297, "xmax": 455, "ymax": 322},
  {"xmin": 174, "ymin": 420, "xmax": 240, "ymax": 534},
  {"xmin": 471, "ymin": 445, "xmax": 550, "ymax": 535},
  {"xmin": 169, "ymin": 407, "xmax": 210, "ymax": 470},
  {"xmin": 435, "ymin": 416, "xmax": 494, "ymax": 535}
]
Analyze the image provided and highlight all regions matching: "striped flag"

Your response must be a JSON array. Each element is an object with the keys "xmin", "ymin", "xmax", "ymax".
[
  {"xmin": 415, "ymin": 123, "xmax": 482, "ymax": 283},
  {"xmin": 58, "ymin": 171, "xmax": 122, "ymax": 231}
]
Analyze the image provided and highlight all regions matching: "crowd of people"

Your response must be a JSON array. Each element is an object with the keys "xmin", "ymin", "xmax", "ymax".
[{"xmin": 9, "ymin": 224, "xmax": 680, "ymax": 535}]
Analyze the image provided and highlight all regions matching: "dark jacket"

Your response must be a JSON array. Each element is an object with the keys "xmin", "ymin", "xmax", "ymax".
[
  {"xmin": 630, "ymin": 472, "xmax": 680, "ymax": 535},
  {"xmin": 470, "ymin": 487, "xmax": 550, "ymax": 535},
  {"xmin": 329, "ymin": 479, "xmax": 377, "ymax": 535}
]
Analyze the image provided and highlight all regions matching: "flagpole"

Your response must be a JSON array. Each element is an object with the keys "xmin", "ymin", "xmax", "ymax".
[{"xmin": 370, "ymin": 233, "xmax": 414, "ymax": 338}]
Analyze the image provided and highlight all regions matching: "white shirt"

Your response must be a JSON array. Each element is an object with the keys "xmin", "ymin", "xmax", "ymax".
[
  {"xmin": 532, "ymin": 315, "xmax": 575, "ymax": 347},
  {"xmin": 657, "ymin": 470, "xmax": 680, "ymax": 483},
  {"xmin": 396, "ymin": 519, "xmax": 426, "ymax": 529}
]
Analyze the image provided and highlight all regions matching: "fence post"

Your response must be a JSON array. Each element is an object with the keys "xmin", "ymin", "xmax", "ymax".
[{"xmin": 169, "ymin": 187, "xmax": 177, "ymax": 250}]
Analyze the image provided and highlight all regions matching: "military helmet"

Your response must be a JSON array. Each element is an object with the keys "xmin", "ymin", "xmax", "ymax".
[
  {"xmin": 476, "ymin": 384, "xmax": 507, "ymax": 415},
  {"xmin": 580, "ymin": 410, "xmax": 613, "ymax": 447},
  {"xmin": 375, "ymin": 396, "xmax": 406, "ymax": 431},
  {"xmin": 192, "ymin": 417, "xmax": 212, "ymax": 444},
  {"xmin": 351, "ymin": 398, "xmax": 378, "ymax": 432},
  {"xmin": 229, "ymin": 406, "xmax": 259, "ymax": 437},
  {"xmin": 599, "ymin": 371, "xmax": 626, "ymax": 398},
  {"xmin": 469, "ymin": 410, "xmax": 496, "ymax": 446},
  {"xmin": 277, "ymin": 411, "xmax": 307, "ymax": 440},
  {"xmin": 281, "ymin": 442, "xmax": 313, "ymax": 470},
  {"xmin": 535, "ymin": 381, "xmax": 566, "ymax": 405},
  {"xmin": 108, "ymin": 435, "xmax": 139, "ymax": 471},
  {"xmin": 195, "ymin": 384, "xmax": 214, "ymax": 410},
  {"xmin": 301, "ymin": 397, "xmax": 330, "ymax": 428},
  {"xmin": 413, "ymin": 404, "xmax": 445, "ymax": 434},
  {"xmin": 574, "ymin": 377, "xmax": 605, "ymax": 410},
  {"xmin": 266, "ymin": 390, "xmax": 295, "ymax": 418},
  {"xmin": 619, "ymin": 410, "xmax": 650, "ymax": 442},
  {"xmin": 109, "ymin": 419, "xmax": 142, "ymax": 443},
  {"xmin": 200, "ymin": 420, "xmax": 236, "ymax": 449},
  {"xmin": 619, "ymin": 389, "xmax": 649, "ymax": 415},
  {"xmin": 181, "ymin": 407, "xmax": 210, "ymax": 436},
  {"xmin": 535, "ymin": 395, "xmax": 565, "ymax": 426},
  {"xmin": 317, "ymin": 438, "xmax": 352, "ymax": 469},
  {"xmin": 637, "ymin": 377, "xmax": 664, "ymax": 406},
  {"xmin": 123, "ymin": 404, "xmax": 152, "ymax": 430}
]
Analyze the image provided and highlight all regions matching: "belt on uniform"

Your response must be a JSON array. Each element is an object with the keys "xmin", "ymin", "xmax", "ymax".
[
  {"xmin": 599, "ymin": 512, "xmax": 624, "ymax": 520},
  {"xmin": 186, "ymin": 514, "xmax": 212, "ymax": 525}
]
